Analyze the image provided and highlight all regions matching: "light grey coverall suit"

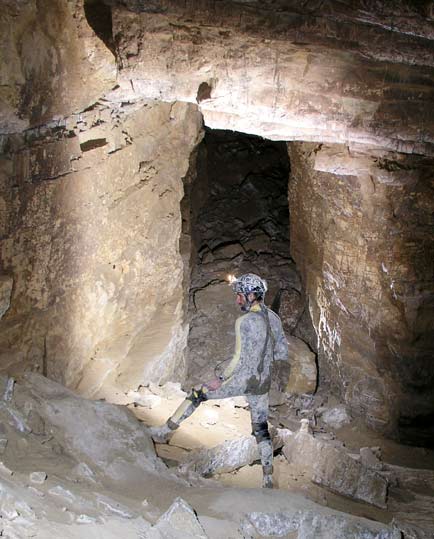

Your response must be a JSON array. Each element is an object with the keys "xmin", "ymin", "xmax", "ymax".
[{"xmin": 168, "ymin": 302, "xmax": 289, "ymax": 477}]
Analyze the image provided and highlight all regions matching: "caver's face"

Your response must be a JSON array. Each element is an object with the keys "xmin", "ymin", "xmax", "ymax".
[
  {"xmin": 236, "ymin": 293, "xmax": 246, "ymax": 308},
  {"xmin": 236, "ymin": 292, "xmax": 256, "ymax": 311}
]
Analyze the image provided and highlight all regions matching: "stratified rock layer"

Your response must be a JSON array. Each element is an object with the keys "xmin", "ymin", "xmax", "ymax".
[
  {"xmin": 112, "ymin": 0, "xmax": 434, "ymax": 154},
  {"xmin": 0, "ymin": 100, "xmax": 203, "ymax": 395},
  {"xmin": 0, "ymin": 0, "xmax": 116, "ymax": 133},
  {"xmin": 288, "ymin": 143, "xmax": 434, "ymax": 442}
]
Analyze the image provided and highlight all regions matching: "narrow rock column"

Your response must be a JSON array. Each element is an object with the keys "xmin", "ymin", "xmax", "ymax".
[{"xmin": 288, "ymin": 142, "xmax": 434, "ymax": 441}]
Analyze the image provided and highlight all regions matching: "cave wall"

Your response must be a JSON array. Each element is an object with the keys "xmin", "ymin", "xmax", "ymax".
[
  {"xmin": 0, "ymin": 0, "xmax": 203, "ymax": 397},
  {"xmin": 112, "ymin": 0, "xmax": 434, "ymax": 154},
  {"xmin": 0, "ymin": 0, "xmax": 116, "ymax": 134},
  {"xmin": 288, "ymin": 143, "xmax": 434, "ymax": 442},
  {"xmin": 108, "ymin": 0, "xmax": 434, "ymax": 439},
  {"xmin": 0, "ymin": 0, "xmax": 433, "ymax": 440},
  {"xmin": 0, "ymin": 100, "xmax": 202, "ymax": 397}
]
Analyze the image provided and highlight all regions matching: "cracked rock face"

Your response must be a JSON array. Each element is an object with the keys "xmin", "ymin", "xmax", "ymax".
[
  {"xmin": 288, "ymin": 142, "xmax": 434, "ymax": 444},
  {"xmin": 112, "ymin": 0, "xmax": 434, "ymax": 155},
  {"xmin": 282, "ymin": 430, "xmax": 388, "ymax": 508},
  {"xmin": 0, "ymin": 100, "xmax": 203, "ymax": 395},
  {"xmin": 241, "ymin": 510, "xmax": 401, "ymax": 539},
  {"xmin": 0, "ymin": 0, "xmax": 116, "ymax": 133}
]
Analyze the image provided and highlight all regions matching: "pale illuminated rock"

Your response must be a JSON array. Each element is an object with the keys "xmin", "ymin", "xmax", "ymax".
[
  {"xmin": 282, "ymin": 430, "xmax": 388, "ymax": 508},
  {"xmin": 285, "ymin": 336, "xmax": 317, "ymax": 395}
]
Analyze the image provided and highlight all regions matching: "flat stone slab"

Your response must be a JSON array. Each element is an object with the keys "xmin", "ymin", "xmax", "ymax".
[
  {"xmin": 282, "ymin": 430, "xmax": 388, "ymax": 508},
  {"xmin": 179, "ymin": 428, "xmax": 291, "ymax": 477}
]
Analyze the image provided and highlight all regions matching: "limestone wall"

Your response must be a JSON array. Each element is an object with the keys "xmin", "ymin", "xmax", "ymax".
[
  {"xmin": 0, "ymin": 100, "xmax": 203, "ymax": 397},
  {"xmin": 112, "ymin": 1, "xmax": 434, "ymax": 155},
  {"xmin": 288, "ymin": 142, "xmax": 434, "ymax": 442},
  {"xmin": 0, "ymin": 0, "xmax": 116, "ymax": 134}
]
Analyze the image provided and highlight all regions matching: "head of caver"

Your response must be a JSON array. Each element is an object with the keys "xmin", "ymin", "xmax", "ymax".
[{"xmin": 231, "ymin": 273, "xmax": 267, "ymax": 312}]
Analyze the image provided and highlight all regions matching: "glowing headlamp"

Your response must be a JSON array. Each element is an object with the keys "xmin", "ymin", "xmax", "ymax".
[{"xmin": 226, "ymin": 274, "xmax": 237, "ymax": 285}]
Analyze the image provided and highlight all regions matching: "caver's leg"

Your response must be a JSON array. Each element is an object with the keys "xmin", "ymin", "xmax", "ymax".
[
  {"xmin": 148, "ymin": 380, "xmax": 244, "ymax": 443},
  {"xmin": 247, "ymin": 393, "xmax": 273, "ymax": 488},
  {"xmin": 147, "ymin": 387, "xmax": 208, "ymax": 443}
]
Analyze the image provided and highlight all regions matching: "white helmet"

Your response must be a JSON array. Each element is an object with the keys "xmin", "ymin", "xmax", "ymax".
[{"xmin": 231, "ymin": 273, "xmax": 267, "ymax": 299}]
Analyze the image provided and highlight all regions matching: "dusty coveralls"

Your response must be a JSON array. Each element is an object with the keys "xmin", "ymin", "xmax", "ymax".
[{"xmin": 167, "ymin": 302, "xmax": 288, "ymax": 482}]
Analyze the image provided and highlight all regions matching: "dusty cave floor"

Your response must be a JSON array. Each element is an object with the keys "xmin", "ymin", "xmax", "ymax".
[
  {"xmin": 0, "ymin": 374, "xmax": 433, "ymax": 538},
  {"xmin": 128, "ymin": 383, "xmax": 434, "ymax": 535}
]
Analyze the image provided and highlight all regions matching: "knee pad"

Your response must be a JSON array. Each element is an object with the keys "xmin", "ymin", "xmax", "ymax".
[
  {"xmin": 167, "ymin": 418, "xmax": 180, "ymax": 431},
  {"xmin": 187, "ymin": 386, "xmax": 208, "ymax": 407},
  {"xmin": 252, "ymin": 421, "xmax": 270, "ymax": 443}
]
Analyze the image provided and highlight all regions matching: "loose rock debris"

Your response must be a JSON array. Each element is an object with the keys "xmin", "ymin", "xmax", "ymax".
[{"xmin": 0, "ymin": 374, "xmax": 431, "ymax": 538}]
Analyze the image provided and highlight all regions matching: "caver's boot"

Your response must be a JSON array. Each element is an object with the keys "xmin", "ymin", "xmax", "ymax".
[
  {"xmin": 147, "ymin": 386, "xmax": 208, "ymax": 444},
  {"xmin": 147, "ymin": 419, "xmax": 179, "ymax": 443}
]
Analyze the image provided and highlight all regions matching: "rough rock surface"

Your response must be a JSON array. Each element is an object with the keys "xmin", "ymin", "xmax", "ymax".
[
  {"xmin": 179, "ymin": 428, "xmax": 291, "ymax": 477},
  {"xmin": 321, "ymin": 406, "xmax": 352, "ymax": 430},
  {"xmin": 285, "ymin": 336, "xmax": 317, "ymax": 395},
  {"xmin": 0, "ymin": 276, "xmax": 13, "ymax": 320},
  {"xmin": 20, "ymin": 372, "xmax": 168, "ymax": 484},
  {"xmin": 288, "ymin": 142, "xmax": 434, "ymax": 443},
  {"xmin": 112, "ymin": 1, "xmax": 434, "ymax": 154},
  {"xmin": 383, "ymin": 464, "xmax": 434, "ymax": 536},
  {"xmin": 0, "ymin": 99, "xmax": 203, "ymax": 395},
  {"xmin": 0, "ymin": 373, "xmax": 430, "ymax": 539},
  {"xmin": 0, "ymin": 0, "xmax": 433, "ymax": 453},
  {"xmin": 241, "ymin": 510, "xmax": 401, "ymax": 539},
  {"xmin": 282, "ymin": 429, "xmax": 388, "ymax": 508},
  {"xmin": 148, "ymin": 497, "xmax": 208, "ymax": 539},
  {"xmin": 0, "ymin": 0, "xmax": 116, "ymax": 133}
]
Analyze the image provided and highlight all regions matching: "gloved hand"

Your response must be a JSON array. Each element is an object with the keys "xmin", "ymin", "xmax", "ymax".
[{"xmin": 204, "ymin": 378, "xmax": 222, "ymax": 391}]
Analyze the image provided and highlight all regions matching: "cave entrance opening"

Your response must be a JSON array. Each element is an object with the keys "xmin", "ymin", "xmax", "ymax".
[{"xmin": 183, "ymin": 128, "xmax": 301, "ymax": 388}]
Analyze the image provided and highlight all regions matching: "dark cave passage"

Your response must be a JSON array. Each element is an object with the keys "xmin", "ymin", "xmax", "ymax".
[{"xmin": 183, "ymin": 129, "xmax": 305, "ymax": 386}]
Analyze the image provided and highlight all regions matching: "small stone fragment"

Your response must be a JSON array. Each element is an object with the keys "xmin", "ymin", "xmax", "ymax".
[
  {"xmin": 29, "ymin": 471, "xmax": 47, "ymax": 485},
  {"xmin": 151, "ymin": 497, "xmax": 208, "ymax": 539},
  {"xmin": 3, "ymin": 378, "xmax": 15, "ymax": 401},
  {"xmin": 77, "ymin": 514, "xmax": 97, "ymax": 524},
  {"xmin": 48, "ymin": 485, "xmax": 75, "ymax": 503},
  {"xmin": 0, "ymin": 423, "xmax": 8, "ymax": 454},
  {"xmin": 0, "ymin": 461, "xmax": 13, "ymax": 476},
  {"xmin": 300, "ymin": 419, "xmax": 310, "ymax": 433},
  {"xmin": 96, "ymin": 493, "xmax": 133, "ymax": 518}
]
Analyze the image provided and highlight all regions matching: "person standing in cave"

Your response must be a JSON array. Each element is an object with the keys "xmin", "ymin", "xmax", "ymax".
[{"xmin": 148, "ymin": 273, "xmax": 289, "ymax": 489}]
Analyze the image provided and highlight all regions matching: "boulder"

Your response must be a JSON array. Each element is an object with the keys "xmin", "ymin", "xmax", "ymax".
[
  {"xmin": 179, "ymin": 428, "xmax": 291, "ymax": 477},
  {"xmin": 282, "ymin": 429, "xmax": 388, "ymax": 508},
  {"xmin": 285, "ymin": 337, "xmax": 317, "ymax": 395},
  {"xmin": 241, "ymin": 510, "xmax": 401, "ymax": 539},
  {"xmin": 21, "ymin": 373, "xmax": 168, "ymax": 485}
]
